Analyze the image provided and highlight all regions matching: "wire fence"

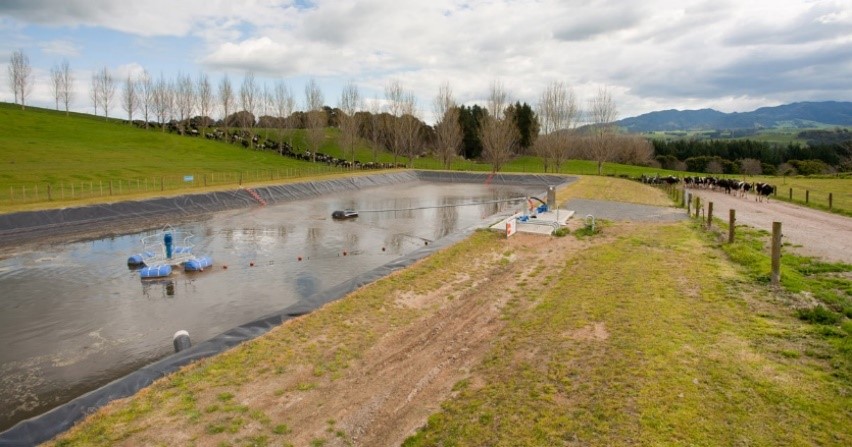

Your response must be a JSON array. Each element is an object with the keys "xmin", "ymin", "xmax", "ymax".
[{"xmin": 3, "ymin": 166, "xmax": 348, "ymax": 206}]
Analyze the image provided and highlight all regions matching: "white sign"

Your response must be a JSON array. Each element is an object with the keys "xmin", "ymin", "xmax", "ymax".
[
  {"xmin": 183, "ymin": 175, "xmax": 194, "ymax": 182},
  {"xmin": 506, "ymin": 217, "xmax": 517, "ymax": 238}
]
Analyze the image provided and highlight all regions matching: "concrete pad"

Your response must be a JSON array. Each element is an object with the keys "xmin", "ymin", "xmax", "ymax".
[{"xmin": 489, "ymin": 209, "xmax": 575, "ymax": 235}]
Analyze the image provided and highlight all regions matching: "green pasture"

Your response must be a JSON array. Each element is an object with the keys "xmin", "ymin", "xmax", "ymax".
[
  {"xmin": 0, "ymin": 103, "xmax": 342, "ymax": 209},
  {"xmin": 1, "ymin": 103, "xmax": 848, "ymax": 216}
]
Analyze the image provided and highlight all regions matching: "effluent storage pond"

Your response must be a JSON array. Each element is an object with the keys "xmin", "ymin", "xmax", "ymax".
[{"xmin": 0, "ymin": 180, "xmax": 547, "ymax": 432}]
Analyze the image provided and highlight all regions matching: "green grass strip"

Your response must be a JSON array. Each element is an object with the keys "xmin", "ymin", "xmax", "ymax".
[{"xmin": 404, "ymin": 223, "xmax": 851, "ymax": 446}]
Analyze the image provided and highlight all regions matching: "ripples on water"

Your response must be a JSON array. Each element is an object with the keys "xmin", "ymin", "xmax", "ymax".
[{"xmin": 0, "ymin": 182, "xmax": 540, "ymax": 431}]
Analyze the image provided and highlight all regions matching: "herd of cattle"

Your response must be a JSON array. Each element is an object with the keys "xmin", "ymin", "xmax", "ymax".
[
  {"xmin": 197, "ymin": 129, "xmax": 407, "ymax": 170},
  {"xmin": 639, "ymin": 174, "xmax": 776, "ymax": 202}
]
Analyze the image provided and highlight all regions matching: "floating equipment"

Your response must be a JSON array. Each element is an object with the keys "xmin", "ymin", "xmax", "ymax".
[
  {"xmin": 139, "ymin": 264, "xmax": 173, "ymax": 279},
  {"xmin": 127, "ymin": 251, "xmax": 156, "ymax": 267},
  {"xmin": 129, "ymin": 226, "xmax": 212, "ymax": 278},
  {"xmin": 184, "ymin": 256, "xmax": 213, "ymax": 272},
  {"xmin": 164, "ymin": 232, "xmax": 173, "ymax": 259},
  {"xmin": 173, "ymin": 330, "xmax": 191, "ymax": 353},
  {"xmin": 332, "ymin": 209, "xmax": 359, "ymax": 219}
]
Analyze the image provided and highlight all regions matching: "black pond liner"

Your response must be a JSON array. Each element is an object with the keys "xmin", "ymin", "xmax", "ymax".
[{"xmin": 0, "ymin": 171, "xmax": 574, "ymax": 446}]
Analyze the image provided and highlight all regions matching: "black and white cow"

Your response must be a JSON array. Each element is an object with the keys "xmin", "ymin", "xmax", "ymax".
[{"xmin": 754, "ymin": 182, "xmax": 775, "ymax": 202}]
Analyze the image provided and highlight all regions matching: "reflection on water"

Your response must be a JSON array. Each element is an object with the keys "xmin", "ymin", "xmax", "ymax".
[{"xmin": 0, "ymin": 181, "xmax": 539, "ymax": 431}]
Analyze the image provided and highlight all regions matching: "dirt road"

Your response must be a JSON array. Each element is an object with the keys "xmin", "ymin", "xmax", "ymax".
[{"xmin": 687, "ymin": 188, "xmax": 852, "ymax": 264}]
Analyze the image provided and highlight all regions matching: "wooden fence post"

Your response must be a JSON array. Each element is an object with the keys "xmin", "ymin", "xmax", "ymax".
[
  {"xmin": 789, "ymin": 188, "xmax": 792, "ymax": 200},
  {"xmin": 707, "ymin": 202, "xmax": 713, "ymax": 228},
  {"xmin": 47, "ymin": 184, "xmax": 52, "ymax": 201},
  {"xmin": 771, "ymin": 222, "xmax": 782, "ymax": 286},
  {"xmin": 805, "ymin": 190, "xmax": 809, "ymax": 204},
  {"xmin": 829, "ymin": 193, "xmax": 833, "ymax": 210},
  {"xmin": 694, "ymin": 197, "xmax": 701, "ymax": 218},
  {"xmin": 728, "ymin": 209, "xmax": 736, "ymax": 244}
]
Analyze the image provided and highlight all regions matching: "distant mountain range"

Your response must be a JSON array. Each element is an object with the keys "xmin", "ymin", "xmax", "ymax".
[{"xmin": 617, "ymin": 101, "xmax": 852, "ymax": 132}]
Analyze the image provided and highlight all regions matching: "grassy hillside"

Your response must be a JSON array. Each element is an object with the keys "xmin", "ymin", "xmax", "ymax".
[
  {"xmin": 0, "ymin": 103, "xmax": 337, "ymax": 208},
  {"xmin": 1, "ymin": 103, "xmax": 847, "ymax": 215}
]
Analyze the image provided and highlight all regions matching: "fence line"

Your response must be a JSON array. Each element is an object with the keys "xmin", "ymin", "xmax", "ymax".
[{"xmin": 3, "ymin": 166, "xmax": 349, "ymax": 206}]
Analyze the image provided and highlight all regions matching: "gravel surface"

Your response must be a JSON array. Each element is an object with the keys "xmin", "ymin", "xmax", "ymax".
[
  {"xmin": 565, "ymin": 192, "xmax": 851, "ymax": 265},
  {"xmin": 565, "ymin": 199, "xmax": 688, "ymax": 222},
  {"xmin": 686, "ymin": 188, "xmax": 852, "ymax": 264}
]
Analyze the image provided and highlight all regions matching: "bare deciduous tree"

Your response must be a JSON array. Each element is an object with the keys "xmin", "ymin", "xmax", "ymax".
[
  {"xmin": 740, "ymin": 158, "xmax": 762, "ymax": 176},
  {"xmin": 240, "ymin": 71, "xmax": 260, "ymax": 146},
  {"xmin": 138, "ymin": 70, "xmax": 153, "ymax": 128},
  {"xmin": 50, "ymin": 63, "xmax": 63, "ymax": 111},
  {"xmin": 95, "ymin": 67, "xmax": 116, "ymax": 119},
  {"xmin": 175, "ymin": 72, "xmax": 195, "ymax": 134},
  {"xmin": 398, "ymin": 91, "xmax": 421, "ymax": 167},
  {"xmin": 433, "ymin": 82, "xmax": 462, "ymax": 169},
  {"xmin": 59, "ymin": 60, "xmax": 73, "ymax": 115},
  {"xmin": 384, "ymin": 79, "xmax": 405, "ymax": 165},
  {"xmin": 366, "ymin": 97, "xmax": 385, "ymax": 163},
  {"xmin": 219, "ymin": 74, "xmax": 234, "ymax": 137},
  {"xmin": 338, "ymin": 81, "xmax": 362, "ymax": 165},
  {"xmin": 8, "ymin": 49, "xmax": 32, "ymax": 109},
  {"xmin": 273, "ymin": 79, "xmax": 295, "ymax": 152},
  {"xmin": 536, "ymin": 80, "xmax": 578, "ymax": 172},
  {"xmin": 152, "ymin": 73, "xmax": 173, "ymax": 131},
  {"xmin": 587, "ymin": 86, "xmax": 619, "ymax": 175},
  {"xmin": 197, "ymin": 72, "xmax": 214, "ymax": 135},
  {"xmin": 706, "ymin": 160, "xmax": 724, "ymax": 174},
  {"xmin": 479, "ymin": 80, "xmax": 517, "ymax": 172},
  {"xmin": 89, "ymin": 73, "xmax": 100, "ymax": 116},
  {"xmin": 121, "ymin": 73, "xmax": 137, "ymax": 124},
  {"xmin": 304, "ymin": 78, "xmax": 325, "ymax": 161}
]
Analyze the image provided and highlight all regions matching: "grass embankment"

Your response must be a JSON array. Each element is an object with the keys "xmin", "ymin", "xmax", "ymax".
[
  {"xmin": 0, "ymin": 103, "xmax": 342, "ymax": 211},
  {"xmin": 48, "ymin": 178, "xmax": 850, "ymax": 446}
]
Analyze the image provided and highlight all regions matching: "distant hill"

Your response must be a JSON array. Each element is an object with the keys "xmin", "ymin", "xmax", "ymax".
[{"xmin": 618, "ymin": 101, "xmax": 852, "ymax": 132}]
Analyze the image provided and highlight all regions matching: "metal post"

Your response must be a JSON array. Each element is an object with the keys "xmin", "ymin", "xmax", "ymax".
[
  {"xmin": 771, "ymin": 222, "xmax": 782, "ymax": 286},
  {"xmin": 728, "ymin": 209, "xmax": 736, "ymax": 244}
]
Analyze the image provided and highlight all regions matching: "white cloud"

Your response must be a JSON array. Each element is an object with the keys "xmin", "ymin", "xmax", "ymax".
[
  {"xmin": 3, "ymin": 0, "xmax": 851, "ymax": 119},
  {"xmin": 39, "ymin": 39, "xmax": 79, "ymax": 57}
]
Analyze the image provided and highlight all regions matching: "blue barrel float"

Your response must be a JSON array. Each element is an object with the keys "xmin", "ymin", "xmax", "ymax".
[
  {"xmin": 184, "ymin": 256, "xmax": 213, "ymax": 272},
  {"xmin": 139, "ymin": 264, "xmax": 173, "ymax": 279}
]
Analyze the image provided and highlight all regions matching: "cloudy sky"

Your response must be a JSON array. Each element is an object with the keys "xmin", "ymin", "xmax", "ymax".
[{"xmin": 1, "ymin": 0, "xmax": 850, "ymax": 122}]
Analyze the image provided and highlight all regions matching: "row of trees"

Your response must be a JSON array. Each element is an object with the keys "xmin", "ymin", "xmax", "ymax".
[
  {"xmin": 652, "ymin": 138, "xmax": 851, "ymax": 173},
  {"xmin": 7, "ymin": 49, "xmax": 641, "ymax": 173}
]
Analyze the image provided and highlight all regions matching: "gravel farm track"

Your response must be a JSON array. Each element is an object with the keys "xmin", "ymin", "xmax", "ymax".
[{"xmin": 686, "ymin": 187, "xmax": 852, "ymax": 264}]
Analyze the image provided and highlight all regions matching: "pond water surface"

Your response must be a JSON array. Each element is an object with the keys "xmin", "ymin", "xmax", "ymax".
[{"xmin": 0, "ymin": 181, "xmax": 541, "ymax": 431}]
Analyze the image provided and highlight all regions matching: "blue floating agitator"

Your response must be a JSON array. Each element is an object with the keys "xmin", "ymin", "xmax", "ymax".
[
  {"xmin": 164, "ymin": 232, "xmax": 173, "ymax": 259},
  {"xmin": 184, "ymin": 256, "xmax": 213, "ymax": 272},
  {"xmin": 127, "ymin": 254, "xmax": 145, "ymax": 266}
]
